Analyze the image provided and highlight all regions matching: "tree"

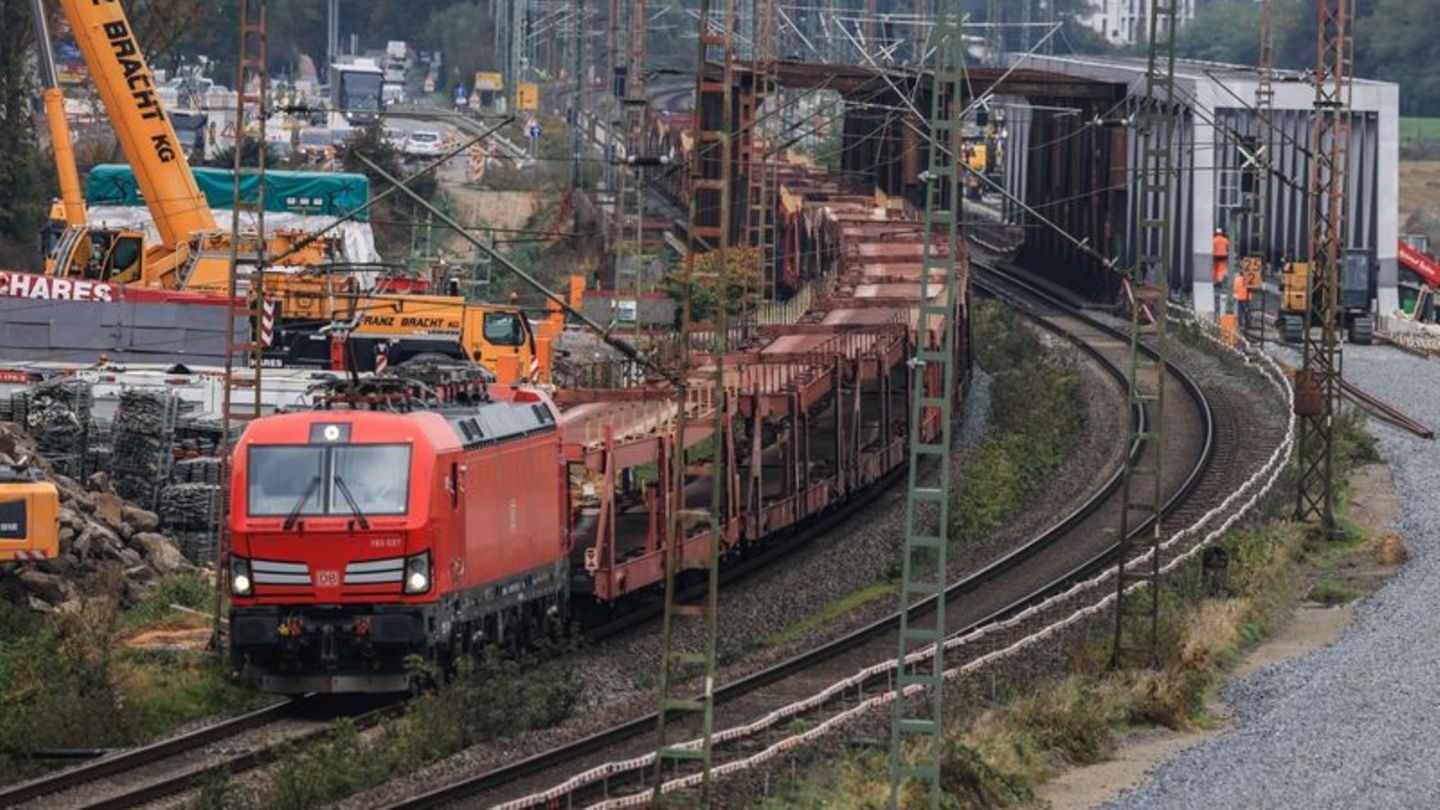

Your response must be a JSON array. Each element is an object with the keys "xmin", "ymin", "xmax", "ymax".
[
  {"xmin": 425, "ymin": 2, "xmax": 501, "ymax": 92},
  {"xmin": 1358, "ymin": 0, "xmax": 1440, "ymax": 116},
  {"xmin": 1174, "ymin": 1, "xmax": 1262, "ymax": 65},
  {"xmin": 339, "ymin": 123, "xmax": 438, "ymax": 258},
  {"xmin": 0, "ymin": 0, "xmax": 49, "ymax": 270},
  {"xmin": 1173, "ymin": 0, "xmax": 1440, "ymax": 116},
  {"xmin": 662, "ymin": 246, "xmax": 763, "ymax": 324}
]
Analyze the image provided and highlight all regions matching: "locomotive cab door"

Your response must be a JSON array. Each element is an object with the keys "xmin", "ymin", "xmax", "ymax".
[{"xmin": 448, "ymin": 458, "xmax": 465, "ymax": 590}]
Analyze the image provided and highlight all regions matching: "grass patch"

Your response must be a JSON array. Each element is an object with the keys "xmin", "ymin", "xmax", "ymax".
[
  {"xmin": 1307, "ymin": 578, "xmax": 1360, "ymax": 606},
  {"xmin": 951, "ymin": 300, "xmax": 1086, "ymax": 547},
  {"xmin": 202, "ymin": 646, "xmax": 583, "ymax": 809},
  {"xmin": 1401, "ymin": 117, "xmax": 1440, "ymax": 142},
  {"xmin": 765, "ymin": 583, "xmax": 898, "ymax": 648},
  {"xmin": 119, "ymin": 570, "xmax": 214, "ymax": 632},
  {"xmin": 0, "ymin": 574, "xmax": 266, "ymax": 785}
]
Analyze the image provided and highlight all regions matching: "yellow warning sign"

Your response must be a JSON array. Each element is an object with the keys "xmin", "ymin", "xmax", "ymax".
[{"xmin": 516, "ymin": 82, "xmax": 540, "ymax": 111}]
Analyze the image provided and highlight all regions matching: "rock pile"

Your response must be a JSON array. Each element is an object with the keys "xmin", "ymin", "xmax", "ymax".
[{"xmin": 0, "ymin": 422, "xmax": 200, "ymax": 614}]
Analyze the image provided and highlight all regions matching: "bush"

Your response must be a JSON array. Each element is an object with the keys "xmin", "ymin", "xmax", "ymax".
[
  {"xmin": 256, "ymin": 646, "xmax": 582, "ymax": 809},
  {"xmin": 0, "ymin": 600, "xmax": 131, "ymax": 755},
  {"xmin": 951, "ymin": 301, "xmax": 1086, "ymax": 546},
  {"xmin": 0, "ymin": 576, "xmax": 264, "ymax": 783}
]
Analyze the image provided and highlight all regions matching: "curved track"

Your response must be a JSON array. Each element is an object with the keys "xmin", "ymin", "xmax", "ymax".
[{"xmin": 375, "ymin": 265, "xmax": 1218, "ymax": 809}]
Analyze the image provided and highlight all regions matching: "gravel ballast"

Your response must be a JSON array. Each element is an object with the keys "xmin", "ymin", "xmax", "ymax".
[{"xmin": 1107, "ymin": 343, "xmax": 1438, "ymax": 810}]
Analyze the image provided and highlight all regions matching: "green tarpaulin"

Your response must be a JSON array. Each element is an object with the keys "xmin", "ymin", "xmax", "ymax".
[{"xmin": 85, "ymin": 164, "xmax": 371, "ymax": 221}]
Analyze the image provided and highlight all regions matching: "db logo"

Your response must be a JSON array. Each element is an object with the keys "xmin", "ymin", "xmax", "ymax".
[{"xmin": 316, "ymin": 570, "xmax": 339, "ymax": 587}]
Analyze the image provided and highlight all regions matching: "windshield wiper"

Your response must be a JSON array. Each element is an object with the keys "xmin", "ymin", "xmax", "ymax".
[
  {"xmin": 332, "ymin": 476, "xmax": 372, "ymax": 530},
  {"xmin": 283, "ymin": 476, "xmax": 322, "ymax": 531}
]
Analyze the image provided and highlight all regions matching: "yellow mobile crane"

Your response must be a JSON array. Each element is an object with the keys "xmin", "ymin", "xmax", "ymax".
[
  {"xmin": 28, "ymin": 0, "xmax": 554, "ymax": 382},
  {"xmin": 38, "ymin": 0, "xmax": 329, "ymax": 291}
]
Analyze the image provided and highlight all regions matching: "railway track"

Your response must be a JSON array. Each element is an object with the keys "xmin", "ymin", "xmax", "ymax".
[
  {"xmin": 0, "ymin": 697, "xmax": 400, "ymax": 810},
  {"xmin": 372, "ymin": 265, "xmax": 1244, "ymax": 809}
]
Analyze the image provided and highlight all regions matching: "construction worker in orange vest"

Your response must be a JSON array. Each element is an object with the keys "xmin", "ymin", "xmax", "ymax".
[
  {"xmin": 1212, "ymin": 227, "xmax": 1230, "ymax": 284},
  {"xmin": 1233, "ymin": 265, "xmax": 1252, "ymax": 331}
]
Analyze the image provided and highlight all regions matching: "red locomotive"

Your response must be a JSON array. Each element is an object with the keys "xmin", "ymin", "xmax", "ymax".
[{"xmin": 228, "ymin": 378, "xmax": 568, "ymax": 693}]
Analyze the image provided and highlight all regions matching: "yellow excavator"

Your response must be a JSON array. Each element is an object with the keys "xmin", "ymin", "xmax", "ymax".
[
  {"xmin": 29, "ymin": 0, "xmax": 555, "ymax": 382},
  {"xmin": 0, "ymin": 466, "xmax": 58, "ymax": 564}
]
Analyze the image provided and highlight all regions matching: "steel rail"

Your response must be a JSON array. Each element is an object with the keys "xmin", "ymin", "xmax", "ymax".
[
  {"xmin": 73, "ymin": 702, "xmax": 402, "ymax": 810},
  {"xmin": 0, "ymin": 699, "xmax": 296, "ymax": 806},
  {"xmin": 378, "ymin": 263, "xmax": 1216, "ymax": 810}
]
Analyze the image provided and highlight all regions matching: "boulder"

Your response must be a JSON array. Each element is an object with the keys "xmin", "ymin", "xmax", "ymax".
[
  {"xmin": 19, "ymin": 569, "xmax": 75, "ymax": 605},
  {"xmin": 132, "ymin": 532, "xmax": 188, "ymax": 575},
  {"xmin": 58, "ymin": 507, "xmax": 84, "ymax": 533},
  {"xmin": 116, "ymin": 547, "xmax": 143, "ymax": 569},
  {"xmin": 77, "ymin": 524, "xmax": 124, "ymax": 562},
  {"xmin": 121, "ymin": 505, "xmax": 161, "ymax": 533},
  {"xmin": 94, "ymin": 493, "xmax": 126, "ymax": 532},
  {"xmin": 87, "ymin": 471, "xmax": 115, "ymax": 494}
]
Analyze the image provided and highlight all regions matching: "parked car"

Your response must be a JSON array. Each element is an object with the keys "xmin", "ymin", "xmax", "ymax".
[
  {"xmin": 383, "ymin": 126, "xmax": 408, "ymax": 150},
  {"xmin": 402, "ymin": 130, "xmax": 446, "ymax": 158}
]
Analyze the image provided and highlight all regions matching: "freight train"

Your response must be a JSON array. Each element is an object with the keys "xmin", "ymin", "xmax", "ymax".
[{"xmin": 228, "ymin": 183, "xmax": 970, "ymax": 694}]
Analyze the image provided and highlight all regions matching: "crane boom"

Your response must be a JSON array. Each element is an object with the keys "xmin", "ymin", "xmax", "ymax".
[
  {"xmin": 54, "ymin": 0, "xmax": 217, "ymax": 247},
  {"xmin": 30, "ymin": 0, "xmax": 86, "ymax": 227}
]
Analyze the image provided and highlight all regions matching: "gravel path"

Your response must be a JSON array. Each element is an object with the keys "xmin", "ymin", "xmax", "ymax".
[{"xmin": 1107, "ymin": 343, "xmax": 1438, "ymax": 810}]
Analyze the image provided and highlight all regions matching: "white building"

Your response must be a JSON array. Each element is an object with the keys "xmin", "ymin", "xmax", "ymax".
[
  {"xmin": 1007, "ymin": 54, "xmax": 1402, "ymax": 316},
  {"xmin": 1079, "ymin": 0, "xmax": 1197, "ymax": 47}
]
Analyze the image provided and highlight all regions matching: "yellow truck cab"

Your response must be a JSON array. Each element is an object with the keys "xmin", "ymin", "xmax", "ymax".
[{"xmin": 309, "ymin": 292, "xmax": 552, "ymax": 384}]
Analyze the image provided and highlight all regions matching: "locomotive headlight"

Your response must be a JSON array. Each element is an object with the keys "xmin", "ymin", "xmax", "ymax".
[
  {"xmin": 230, "ymin": 557, "xmax": 253, "ymax": 597},
  {"xmin": 404, "ymin": 551, "xmax": 431, "ymax": 594}
]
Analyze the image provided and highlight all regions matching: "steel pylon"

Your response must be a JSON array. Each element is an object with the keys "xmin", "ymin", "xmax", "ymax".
[
  {"xmin": 1249, "ymin": 0, "xmax": 1276, "ymax": 259},
  {"xmin": 744, "ymin": 0, "xmax": 778, "ymax": 303},
  {"xmin": 1110, "ymin": 0, "xmax": 1177, "ymax": 670},
  {"xmin": 650, "ymin": 0, "xmax": 737, "ymax": 799},
  {"xmin": 213, "ymin": 0, "xmax": 269, "ymax": 648},
  {"xmin": 615, "ymin": 0, "xmax": 648, "ymax": 296},
  {"xmin": 1295, "ymin": 0, "xmax": 1354, "ymax": 533},
  {"xmin": 888, "ymin": 0, "xmax": 962, "ymax": 805}
]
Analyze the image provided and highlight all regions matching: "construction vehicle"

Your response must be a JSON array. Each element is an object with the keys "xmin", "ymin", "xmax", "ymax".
[
  {"xmin": 34, "ymin": 0, "xmax": 332, "ymax": 293},
  {"xmin": 25, "ymin": 0, "xmax": 559, "ymax": 384},
  {"xmin": 1277, "ymin": 249, "xmax": 1375, "ymax": 345},
  {"xmin": 1398, "ymin": 237, "xmax": 1439, "ymax": 323},
  {"xmin": 0, "ymin": 466, "xmax": 59, "ymax": 564},
  {"xmin": 270, "ymin": 288, "xmax": 562, "ymax": 380}
]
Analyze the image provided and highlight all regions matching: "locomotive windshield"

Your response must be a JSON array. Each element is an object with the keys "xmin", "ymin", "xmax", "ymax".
[{"xmin": 248, "ymin": 444, "xmax": 411, "ymax": 518}]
